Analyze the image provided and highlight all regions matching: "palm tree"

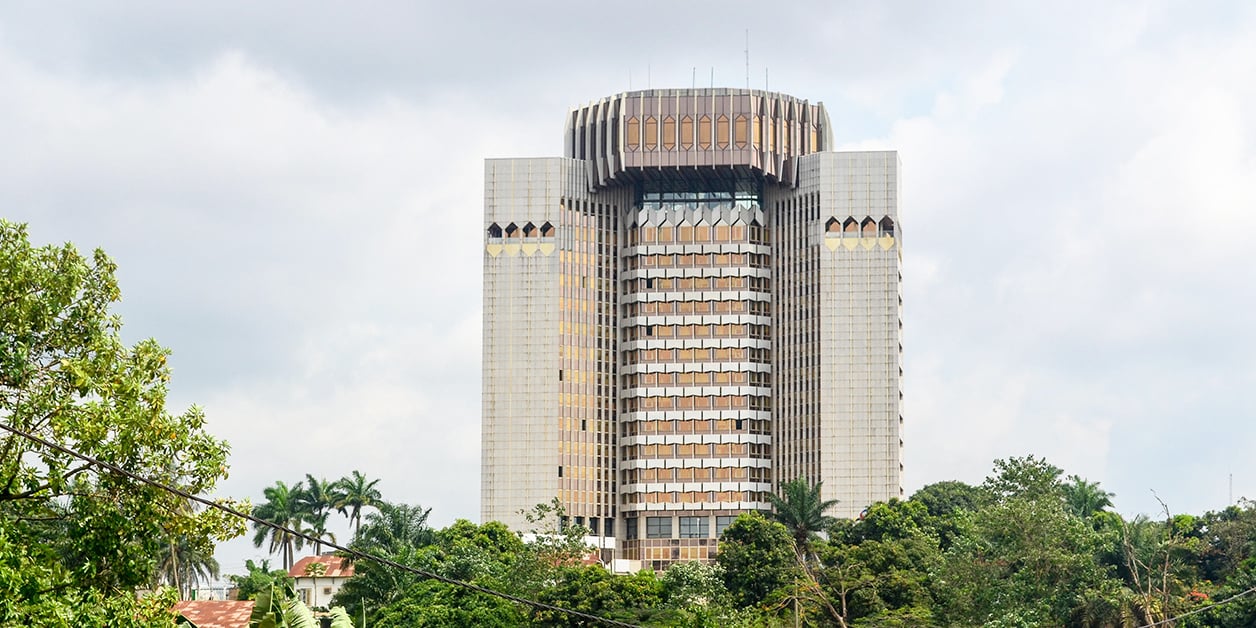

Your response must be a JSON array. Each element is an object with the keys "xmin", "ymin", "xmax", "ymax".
[
  {"xmin": 154, "ymin": 534, "xmax": 220, "ymax": 600},
  {"xmin": 252, "ymin": 480, "xmax": 308, "ymax": 570},
  {"xmin": 335, "ymin": 470, "xmax": 383, "ymax": 537},
  {"xmin": 1063, "ymin": 474, "xmax": 1115, "ymax": 519},
  {"xmin": 353, "ymin": 502, "xmax": 432, "ymax": 554},
  {"xmin": 767, "ymin": 476, "xmax": 840, "ymax": 558},
  {"xmin": 305, "ymin": 510, "xmax": 337, "ymax": 555},
  {"xmin": 298, "ymin": 474, "xmax": 342, "ymax": 520}
]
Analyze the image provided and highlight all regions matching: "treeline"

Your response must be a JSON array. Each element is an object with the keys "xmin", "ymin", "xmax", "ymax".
[{"xmin": 233, "ymin": 456, "xmax": 1256, "ymax": 627}]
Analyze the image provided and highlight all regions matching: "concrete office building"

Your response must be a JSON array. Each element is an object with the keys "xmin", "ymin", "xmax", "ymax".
[{"xmin": 482, "ymin": 88, "xmax": 902, "ymax": 571}]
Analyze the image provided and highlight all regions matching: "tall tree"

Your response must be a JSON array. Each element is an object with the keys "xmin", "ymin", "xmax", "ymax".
[
  {"xmin": 767, "ymin": 476, "xmax": 840, "ymax": 557},
  {"xmin": 0, "ymin": 221, "xmax": 241, "ymax": 623},
  {"xmin": 305, "ymin": 510, "xmax": 336, "ymax": 555},
  {"xmin": 716, "ymin": 512, "xmax": 802, "ymax": 609},
  {"xmin": 252, "ymin": 480, "xmax": 307, "ymax": 570},
  {"xmin": 1062, "ymin": 474, "xmax": 1115, "ymax": 520},
  {"xmin": 335, "ymin": 470, "xmax": 382, "ymax": 536},
  {"xmin": 299, "ymin": 473, "xmax": 341, "ymax": 521},
  {"xmin": 153, "ymin": 534, "xmax": 220, "ymax": 600}
]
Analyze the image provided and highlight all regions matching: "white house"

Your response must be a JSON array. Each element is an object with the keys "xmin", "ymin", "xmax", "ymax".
[{"xmin": 289, "ymin": 554, "xmax": 354, "ymax": 609}]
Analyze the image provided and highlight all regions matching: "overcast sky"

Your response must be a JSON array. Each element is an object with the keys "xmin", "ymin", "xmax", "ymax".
[{"xmin": 4, "ymin": 1, "xmax": 1255, "ymax": 577}]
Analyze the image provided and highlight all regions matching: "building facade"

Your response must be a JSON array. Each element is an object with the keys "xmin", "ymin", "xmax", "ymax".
[{"xmin": 482, "ymin": 88, "xmax": 902, "ymax": 571}]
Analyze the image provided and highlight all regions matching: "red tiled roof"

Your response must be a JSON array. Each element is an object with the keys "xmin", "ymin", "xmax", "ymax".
[
  {"xmin": 289, "ymin": 554, "xmax": 355, "ymax": 578},
  {"xmin": 174, "ymin": 600, "xmax": 254, "ymax": 628}
]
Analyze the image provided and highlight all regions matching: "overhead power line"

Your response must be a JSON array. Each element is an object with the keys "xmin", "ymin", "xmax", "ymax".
[
  {"xmin": 1136, "ymin": 585, "xmax": 1256, "ymax": 628},
  {"xmin": 0, "ymin": 420, "xmax": 639, "ymax": 628}
]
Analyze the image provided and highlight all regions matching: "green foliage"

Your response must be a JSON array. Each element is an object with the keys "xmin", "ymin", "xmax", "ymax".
[
  {"xmin": 334, "ymin": 470, "xmax": 382, "ymax": 536},
  {"xmin": 935, "ymin": 495, "xmax": 1108, "ymax": 626},
  {"xmin": 766, "ymin": 476, "xmax": 839, "ymax": 555},
  {"xmin": 0, "ymin": 221, "xmax": 239, "ymax": 620},
  {"xmin": 716, "ymin": 512, "xmax": 802, "ymax": 609},
  {"xmin": 910, "ymin": 480, "xmax": 986, "ymax": 517},
  {"xmin": 531, "ymin": 566, "xmax": 670, "ymax": 626},
  {"xmin": 981, "ymin": 455, "xmax": 1064, "ymax": 503},
  {"xmin": 0, "ymin": 522, "xmax": 181, "ymax": 626},
  {"xmin": 247, "ymin": 581, "xmax": 350, "ymax": 628},
  {"xmin": 153, "ymin": 528, "xmax": 221, "ymax": 600},
  {"xmin": 331, "ymin": 502, "xmax": 437, "ymax": 624},
  {"xmin": 252, "ymin": 481, "xmax": 307, "ymax": 570},
  {"xmin": 229, "ymin": 559, "xmax": 293, "ymax": 601},
  {"xmin": 1062, "ymin": 474, "xmax": 1115, "ymax": 520},
  {"xmin": 372, "ymin": 579, "xmax": 523, "ymax": 627}
]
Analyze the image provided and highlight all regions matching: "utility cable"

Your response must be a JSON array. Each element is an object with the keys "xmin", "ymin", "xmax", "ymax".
[
  {"xmin": 0, "ymin": 420, "xmax": 639, "ymax": 628},
  {"xmin": 1136, "ymin": 585, "xmax": 1256, "ymax": 627}
]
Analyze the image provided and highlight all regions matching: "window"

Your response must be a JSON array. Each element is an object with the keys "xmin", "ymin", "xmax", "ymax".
[
  {"xmin": 626, "ymin": 517, "xmax": 638, "ymax": 539},
  {"xmin": 679, "ymin": 516, "xmax": 709, "ymax": 538},
  {"xmin": 716, "ymin": 516, "xmax": 737, "ymax": 537},
  {"xmin": 646, "ymin": 516, "xmax": 672, "ymax": 539}
]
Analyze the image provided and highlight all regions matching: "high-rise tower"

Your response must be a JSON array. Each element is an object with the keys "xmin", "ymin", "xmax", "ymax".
[{"xmin": 482, "ymin": 89, "xmax": 902, "ymax": 571}]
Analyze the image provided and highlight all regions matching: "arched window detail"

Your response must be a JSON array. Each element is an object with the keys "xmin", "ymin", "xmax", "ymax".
[
  {"xmin": 522, "ymin": 222, "xmax": 537, "ymax": 237},
  {"xmin": 879, "ymin": 217, "xmax": 895, "ymax": 237},
  {"xmin": 487, "ymin": 223, "xmax": 503, "ymax": 238},
  {"xmin": 540, "ymin": 221, "xmax": 555, "ymax": 237},
  {"xmin": 843, "ymin": 217, "xmax": 859, "ymax": 235},
  {"xmin": 861, "ymin": 217, "xmax": 877, "ymax": 236},
  {"xmin": 825, "ymin": 217, "xmax": 840, "ymax": 233},
  {"xmin": 505, "ymin": 223, "xmax": 519, "ymax": 238}
]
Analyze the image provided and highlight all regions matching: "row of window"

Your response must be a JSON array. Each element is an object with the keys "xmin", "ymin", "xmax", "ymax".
[
  {"xmin": 621, "ymin": 395, "xmax": 772, "ymax": 412},
  {"xmin": 621, "ymin": 419, "xmax": 770, "ymax": 437},
  {"xmin": 825, "ymin": 216, "xmax": 895, "ymax": 237},
  {"xmin": 622, "ymin": 323, "xmax": 770, "ymax": 342},
  {"xmin": 621, "ymin": 442, "xmax": 770, "ymax": 459},
  {"xmin": 623, "ymin": 113, "xmax": 818, "ymax": 155},
  {"xmin": 622, "ymin": 347, "xmax": 771, "ymax": 364},
  {"xmin": 623, "ymin": 371, "xmax": 769, "ymax": 388},
  {"xmin": 486, "ymin": 221, "xmax": 556, "ymax": 238},
  {"xmin": 625, "ymin": 223, "xmax": 767, "ymax": 246},
  {"xmin": 623, "ymin": 488, "xmax": 769, "ymax": 507},
  {"xmin": 622, "ymin": 299, "xmax": 770, "ymax": 317},
  {"xmin": 623, "ymin": 252, "xmax": 770, "ymax": 271},
  {"xmin": 624, "ymin": 276, "xmax": 771, "ymax": 293},
  {"xmin": 623, "ymin": 466, "xmax": 770, "ymax": 483}
]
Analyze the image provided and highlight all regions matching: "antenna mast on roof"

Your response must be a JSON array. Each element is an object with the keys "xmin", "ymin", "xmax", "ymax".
[{"xmin": 745, "ymin": 30, "xmax": 750, "ymax": 89}]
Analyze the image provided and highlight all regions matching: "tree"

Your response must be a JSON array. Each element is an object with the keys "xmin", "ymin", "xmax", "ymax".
[
  {"xmin": 910, "ymin": 481, "xmax": 985, "ymax": 518},
  {"xmin": 767, "ymin": 476, "xmax": 840, "ymax": 558},
  {"xmin": 228, "ymin": 559, "xmax": 293, "ymax": 601},
  {"xmin": 333, "ymin": 502, "xmax": 438, "ymax": 624},
  {"xmin": 0, "ymin": 221, "xmax": 241, "ymax": 621},
  {"xmin": 1062, "ymin": 474, "xmax": 1115, "ymax": 520},
  {"xmin": 716, "ymin": 512, "xmax": 802, "ymax": 609},
  {"xmin": 299, "ymin": 473, "xmax": 342, "ymax": 521},
  {"xmin": 935, "ymin": 493, "xmax": 1110, "ymax": 626},
  {"xmin": 531, "ymin": 566, "xmax": 670, "ymax": 627},
  {"xmin": 305, "ymin": 510, "xmax": 337, "ymax": 555},
  {"xmin": 153, "ymin": 533, "xmax": 220, "ymax": 601},
  {"xmin": 335, "ymin": 470, "xmax": 382, "ymax": 536},
  {"xmin": 981, "ymin": 455, "xmax": 1065, "ymax": 503},
  {"xmin": 252, "ymin": 480, "xmax": 307, "ymax": 570}
]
